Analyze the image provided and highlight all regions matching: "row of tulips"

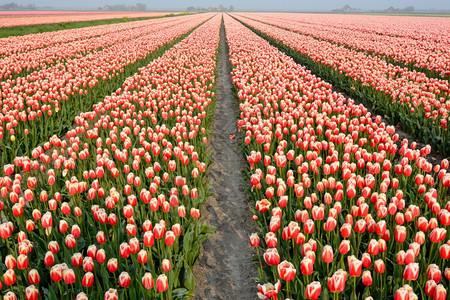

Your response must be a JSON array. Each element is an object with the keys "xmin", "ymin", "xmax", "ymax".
[
  {"xmin": 0, "ymin": 13, "xmax": 220, "ymax": 300},
  {"xmin": 0, "ymin": 14, "xmax": 195, "ymax": 80},
  {"xmin": 0, "ymin": 13, "xmax": 213, "ymax": 163},
  {"xmin": 232, "ymin": 14, "xmax": 450, "ymax": 157},
  {"xmin": 0, "ymin": 15, "xmax": 175, "ymax": 57},
  {"xmin": 223, "ymin": 14, "xmax": 450, "ymax": 300},
  {"xmin": 238, "ymin": 13, "xmax": 450, "ymax": 78},
  {"xmin": 0, "ymin": 11, "xmax": 173, "ymax": 29},
  {"xmin": 247, "ymin": 13, "xmax": 450, "ymax": 44}
]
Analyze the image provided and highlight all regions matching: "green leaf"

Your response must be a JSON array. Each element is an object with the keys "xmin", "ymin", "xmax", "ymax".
[
  {"xmin": 172, "ymin": 288, "xmax": 189, "ymax": 299},
  {"xmin": 184, "ymin": 268, "xmax": 195, "ymax": 291}
]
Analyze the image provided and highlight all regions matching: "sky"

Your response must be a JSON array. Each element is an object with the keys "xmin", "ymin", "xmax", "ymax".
[{"xmin": 2, "ymin": 0, "xmax": 450, "ymax": 11}]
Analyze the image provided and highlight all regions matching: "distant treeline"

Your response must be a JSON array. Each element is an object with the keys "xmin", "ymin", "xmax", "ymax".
[
  {"xmin": 98, "ymin": 3, "xmax": 147, "ymax": 11},
  {"xmin": 187, "ymin": 5, "xmax": 234, "ymax": 12},
  {"xmin": 0, "ymin": 2, "xmax": 37, "ymax": 10}
]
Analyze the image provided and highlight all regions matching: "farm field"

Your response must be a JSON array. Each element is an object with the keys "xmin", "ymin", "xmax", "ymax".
[
  {"xmin": 0, "ymin": 10, "xmax": 448, "ymax": 300},
  {"xmin": 0, "ymin": 11, "xmax": 181, "ymax": 28}
]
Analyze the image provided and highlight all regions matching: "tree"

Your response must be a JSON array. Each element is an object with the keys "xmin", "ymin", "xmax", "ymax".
[{"xmin": 136, "ymin": 3, "xmax": 147, "ymax": 11}]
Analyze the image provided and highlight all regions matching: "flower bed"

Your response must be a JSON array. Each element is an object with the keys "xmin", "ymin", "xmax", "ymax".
[
  {"xmin": 224, "ymin": 14, "xmax": 449, "ymax": 300},
  {"xmin": 0, "ymin": 14, "xmax": 220, "ymax": 300},
  {"xmin": 232, "ymin": 14, "xmax": 450, "ymax": 157}
]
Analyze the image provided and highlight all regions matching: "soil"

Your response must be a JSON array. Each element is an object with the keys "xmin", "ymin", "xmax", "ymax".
[{"xmin": 192, "ymin": 19, "xmax": 258, "ymax": 300}]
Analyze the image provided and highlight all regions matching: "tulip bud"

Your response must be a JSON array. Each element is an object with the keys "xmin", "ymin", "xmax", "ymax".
[
  {"xmin": 25, "ymin": 285, "xmax": 39, "ymax": 300},
  {"xmin": 104, "ymin": 288, "xmax": 118, "ymax": 300},
  {"xmin": 264, "ymin": 248, "xmax": 280, "ymax": 266},
  {"xmin": 339, "ymin": 240, "xmax": 350, "ymax": 255},
  {"xmin": 28, "ymin": 269, "xmax": 40, "ymax": 285},
  {"xmin": 82, "ymin": 272, "xmax": 94, "ymax": 287},
  {"xmin": 362, "ymin": 270, "xmax": 372, "ymax": 286},
  {"xmin": 305, "ymin": 281, "xmax": 321, "ymax": 299},
  {"xmin": 119, "ymin": 272, "xmax": 131, "ymax": 288},
  {"xmin": 96, "ymin": 249, "xmax": 106, "ymax": 264},
  {"xmin": 403, "ymin": 263, "xmax": 419, "ymax": 281},
  {"xmin": 162, "ymin": 259, "xmax": 172, "ymax": 272},
  {"xmin": 76, "ymin": 292, "xmax": 88, "ymax": 300},
  {"xmin": 434, "ymin": 284, "xmax": 447, "ymax": 300},
  {"xmin": 107, "ymin": 258, "xmax": 118, "ymax": 273},
  {"xmin": 156, "ymin": 274, "xmax": 168, "ymax": 292},
  {"xmin": 250, "ymin": 233, "xmax": 260, "ymax": 247},
  {"xmin": 374, "ymin": 259, "xmax": 386, "ymax": 274},
  {"xmin": 277, "ymin": 260, "xmax": 296, "ymax": 281},
  {"xmin": 3, "ymin": 269, "xmax": 16, "ymax": 286},
  {"xmin": 44, "ymin": 251, "xmax": 55, "ymax": 266},
  {"xmin": 348, "ymin": 256, "xmax": 362, "ymax": 277},
  {"xmin": 322, "ymin": 245, "xmax": 333, "ymax": 263},
  {"xmin": 300, "ymin": 257, "xmax": 314, "ymax": 276},
  {"xmin": 142, "ymin": 272, "xmax": 154, "ymax": 289}
]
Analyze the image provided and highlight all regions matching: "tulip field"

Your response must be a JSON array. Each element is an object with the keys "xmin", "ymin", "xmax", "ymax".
[
  {"xmin": 233, "ymin": 14, "xmax": 450, "ymax": 157},
  {"xmin": 0, "ymin": 10, "xmax": 449, "ymax": 300},
  {"xmin": 0, "ymin": 11, "xmax": 178, "ymax": 28}
]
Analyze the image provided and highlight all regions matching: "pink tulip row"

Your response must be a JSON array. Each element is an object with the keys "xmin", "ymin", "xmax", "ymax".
[
  {"xmin": 0, "ymin": 11, "xmax": 175, "ymax": 28},
  {"xmin": 0, "ymin": 16, "xmax": 179, "ymax": 57},
  {"xmin": 0, "ymin": 15, "xmax": 198, "ymax": 80},
  {"xmin": 0, "ymin": 13, "xmax": 221, "ymax": 299},
  {"xmin": 224, "ymin": 14, "xmax": 449, "ymax": 300},
  {"xmin": 239, "ymin": 13, "xmax": 450, "ymax": 77},
  {"xmin": 0, "ymin": 13, "xmax": 211, "ymax": 142},
  {"xmin": 232, "ymin": 14, "xmax": 449, "ymax": 152},
  {"xmin": 243, "ymin": 13, "xmax": 450, "ymax": 43}
]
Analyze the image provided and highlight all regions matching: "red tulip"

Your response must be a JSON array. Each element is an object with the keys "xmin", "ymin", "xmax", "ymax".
[
  {"xmin": 403, "ymin": 263, "xmax": 419, "ymax": 281},
  {"xmin": 362, "ymin": 270, "xmax": 372, "ymax": 286},
  {"xmin": 257, "ymin": 280, "xmax": 281, "ymax": 299},
  {"xmin": 77, "ymin": 293, "xmax": 88, "ymax": 300},
  {"xmin": 104, "ymin": 288, "xmax": 118, "ymax": 300},
  {"xmin": 3, "ymin": 269, "xmax": 16, "ymax": 286},
  {"xmin": 82, "ymin": 272, "xmax": 94, "ymax": 287},
  {"xmin": 328, "ymin": 269, "xmax": 347, "ymax": 293},
  {"xmin": 305, "ymin": 281, "xmax": 321, "ymax": 299},
  {"xmin": 17, "ymin": 254, "xmax": 29, "ymax": 269},
  {"xmin": 278, "ymin": 260, "xmax": 296, "ymax": 281},
  {"xmin": 44, "ymin": 251, "xmax": 55, "ymax": 266},
  {"xmin": 119, "ymin": 272, "xmax": 131, "ymax": 288},
  {"xmin": 50, "ymin": 264, "xmax": 63, "ymax": 282},
  {"xmin": 156, "ymin": 274, "xmax": 168, "ymax": 292},
  {"xmin": 250, "ymin": 233, "xmax": 260, "ymax": 247},
  {"xmin": 107, "ymin": 258, "xmax": 118, "ymax": 273},
  {"xmin": 96, "ymin": 249, "xmax": 106, "ymax": 264},
  {"xmin": 301, "ymin": 257, "xmax": 314, "ymax": 275},
  {"xmin": 264, "ymin": 248, "xmax": 281, "ymax": 266},
  {"xmin": 119, "ymin": 242, "xmax": 130, "ymax": 258},
  {"xmin": 348, "ymin": 256, "xmax": 362, "ymax": 277},
  {"xmin": 25, "ymin": 285, "xmax": 39, "ymax": 300},
  {"xmin": 339, "ymin": 240, "xmax": 350, "ymax": 255},
  {"xmin": 322, "ymin": 245, "xmax": 333, "ymax": 263},
  {"xmin": 142, "ymin": 273, "xmax": 154, "ymax": 289},
  {"xmin": 374, "ymin": 259, "xmax": 386, "ymax": 274},
  {"xmin": 3, "ymin": 292, "xmax": 17, "ymax": 300},
  {"xmin": 434, "ymin": 284, "xmax": 447, "ymax": 300},
  {"xmin": 28, "ymin": 269, "xmax": 40, "ymax": 285}
]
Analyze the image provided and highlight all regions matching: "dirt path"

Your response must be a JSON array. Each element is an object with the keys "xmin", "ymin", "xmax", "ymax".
[{"xmin": 192, "ymin": 17, "xmax": 258, "ymax": 300}]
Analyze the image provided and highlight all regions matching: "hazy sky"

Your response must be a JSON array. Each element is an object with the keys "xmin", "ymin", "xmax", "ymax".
[{"xmin": 3, "ymin": 0, "xmax": 450, "ymax": 11}]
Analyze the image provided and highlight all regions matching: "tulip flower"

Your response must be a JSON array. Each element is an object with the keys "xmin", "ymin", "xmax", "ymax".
[
  {"xmin": 156, "ymin": 274, "xmax": 168, "ymax": 292},
  {"xmin": 328, "ymin": 269, "xmax": 347, "ymax": 293},
  {"xmin": 257, "ymin": 280, "xmax": 281, "ymax": 299},
  {"xmin": 403, "ymin": 263, "xmax": 420, "ymax": 281},
  {"xmin": 264, "ymin": 248, "xmax": 281, "ymax": 266},
  {"xmin": 142, "ymin": 273, "xmax": 154, "ymax": 289},
  {"xmin": 305, "ymin": 281, "xmax": 321, "ymax": 300}
]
